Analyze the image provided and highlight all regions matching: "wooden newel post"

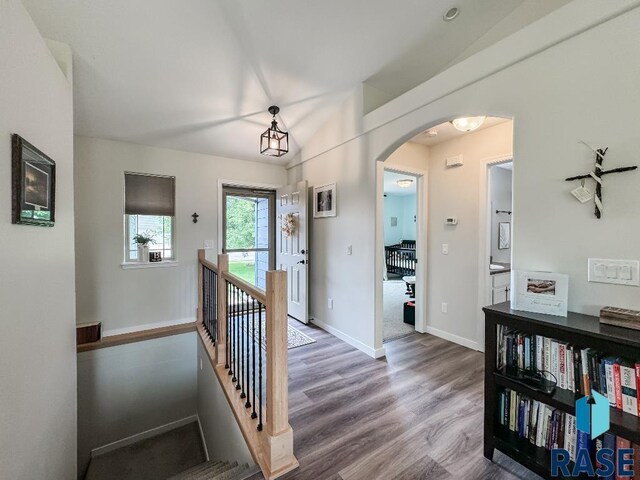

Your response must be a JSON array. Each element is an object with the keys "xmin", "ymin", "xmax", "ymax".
[
  {"xmin": 262, "ymin": 269, "xmax": 298, "ymax": 476},
  {"xmin": 266, "ymin": 270, "xmax": 289, "ymax": 435},
  {"xmin": 216, "ymin": 254, "xmax": 229, "ymax": 366},
  {"xmin": 197, "ymin": 249, "xmax": 205, "ymax": 325}
]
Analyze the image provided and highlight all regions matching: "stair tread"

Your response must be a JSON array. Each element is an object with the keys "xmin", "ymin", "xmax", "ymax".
[{"xmin": 168, "ymin": 460, "xmax": 231, "ymax": 480}]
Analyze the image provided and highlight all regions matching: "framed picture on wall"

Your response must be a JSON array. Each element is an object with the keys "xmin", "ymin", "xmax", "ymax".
[
  {"xmin": 498, "ymin": 222, "xmax": 511, "ymax": 249},
  {"xmin": 313, "ymin": 183, "xmax": 336, "ymax": 218},
  {"xmin": 12, "ymin": 134, "xmax": 56, "ymax": 227}
]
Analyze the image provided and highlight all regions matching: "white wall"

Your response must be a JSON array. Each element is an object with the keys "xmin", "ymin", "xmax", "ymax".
[
  {"xmin": 489, "ymin": 166, "xmax": 512, "ymax": 263},
  {"xmin": 288, "ymin": 135, "xmax": 379, "ymax": 355},
  {"xmin": 383, "ymin": 194, "xmax": 416, "ymax": 246},
  {"xmin": 385, "ymin": 141, "xmax": 429, "ymax": 172},
  {"xmin": 197, "ymin": 340, "xmax": 254, "ymax": 466},
  {"xmin": 401, "ymin": 195, "xmax": 417, "ymax": 241},
  {"xmin": 383, "ymin": 195, "xmax": 404, "ymax": 246},
  {"xmin": 0, "ymin": 1, "xmax": 77, "ymax": 478},
  {"xmin": 77, "ymin": 333, "xmax": 198, "ymax": 475},
  {"xmin": 74, "ymin": 136, "xmax": 286, "ymax": 333},
  {"xmin": 426, "ymin": 122, "xmax": 512, "ymax": 346},
  {"xmin": 290, "ymin": 2, "xmax": 640, "ymax": 355}
]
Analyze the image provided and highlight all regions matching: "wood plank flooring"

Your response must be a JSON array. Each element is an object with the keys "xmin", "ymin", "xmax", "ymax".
[{"xmin": 251, "ymin": 323, "xmax": 542, "ymax": 480}]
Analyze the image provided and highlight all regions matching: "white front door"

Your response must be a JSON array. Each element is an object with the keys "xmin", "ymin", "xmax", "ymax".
[{"xmin": 276, "ymin": 181, "xmax": 308, "ymax": 323}]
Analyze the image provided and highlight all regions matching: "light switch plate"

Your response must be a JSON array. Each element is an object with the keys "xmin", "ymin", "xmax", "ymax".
[
  {"xmin": 204, "ymin": 240, "xmax": 215, "ymax": 249},
  {"xmin": 588, "ymin": 258, "xmax": 639, "ymax": 286}
]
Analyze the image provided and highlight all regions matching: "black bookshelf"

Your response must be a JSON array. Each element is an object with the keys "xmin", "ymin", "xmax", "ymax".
[{"xmin": 484, "ymin": 302, "xmax": 640, "ymax": 479}]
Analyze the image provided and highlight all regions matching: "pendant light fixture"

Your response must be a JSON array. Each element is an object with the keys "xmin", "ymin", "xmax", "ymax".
[
  {"xmin": 260, "ymin": 106, "xmax": 289, "ymax": 157},
  {"xmin": 451, "ymin": 116, "xmax": 486, "ymax": 132}
]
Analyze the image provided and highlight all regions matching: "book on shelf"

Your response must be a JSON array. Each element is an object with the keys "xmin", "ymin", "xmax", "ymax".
[
  {"xmin": 621, "ymin": 363, "xmax": 638, "ymax": 417},
  {"xmin": 497, "ymin": 326, "xmax": 640, "ymax": 418},
  {"xmin": 498, "ymin": 388, "xmax": 635, "ymax": 475}
]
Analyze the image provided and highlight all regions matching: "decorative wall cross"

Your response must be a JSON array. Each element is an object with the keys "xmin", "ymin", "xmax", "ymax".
[
  {"xmin": 565, "ymin": 141, "xmax": 637, "ymax": 218},
  {"xmin": 192, "ymin": 212, "xmax": 199, "ymax": 223}
]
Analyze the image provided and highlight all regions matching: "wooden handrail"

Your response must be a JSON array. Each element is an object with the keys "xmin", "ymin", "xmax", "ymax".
[
  {"xmin": 77, "ymin": 322, "xmax": 196, "ymax": 353},
  {"xmin": 198, "ymin": 249, "xmax": 219, "ymax": 273},
  {"xmin": 221, "ymin": 271, "xmax": 267, "ymax": 305},
  {"xmin": 196, "ymin": 249, "xmax": 298, "ymax": 479}
]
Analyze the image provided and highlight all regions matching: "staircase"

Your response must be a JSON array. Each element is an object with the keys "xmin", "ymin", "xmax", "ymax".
[{"xmin": 168, "ymin": 460, "xmax": 257, "ymax": 480}]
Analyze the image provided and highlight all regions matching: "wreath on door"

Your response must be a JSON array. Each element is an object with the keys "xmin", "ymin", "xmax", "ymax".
[{"xmin": 281, "ymin": 212, "xmax": 296, "ymax": 237}]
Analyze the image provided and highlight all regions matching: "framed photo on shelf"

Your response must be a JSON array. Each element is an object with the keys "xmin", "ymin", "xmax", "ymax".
[
  {"xmin": 12, "ymin": 134, "xmax": 56, "ymax": 227},
  {"xmin": 313, "ymin": 183, "xmax": 336, "ymax": 218},
  {"xmin": 512, "ymin": 271, "xmax": 569, "ymax": 317}
]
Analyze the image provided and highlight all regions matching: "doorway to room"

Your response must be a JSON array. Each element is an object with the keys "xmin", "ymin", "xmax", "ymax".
[
  {"xmin": 376, "ymin": 116, "xmax": 514, "ymax": 355},
  {"xmin": 222, "ymin": 186, "xmax": 276, "ymax": 289},
  {"xmin": 382, "ymin": 169, "xmax": 420, "ymax": 343},
  {"xmin": 475, "ymin": 157, "xmax": 514, "ymax": 347}
]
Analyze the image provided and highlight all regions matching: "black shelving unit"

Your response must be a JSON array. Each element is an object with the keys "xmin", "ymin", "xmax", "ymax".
[{"xmin": 483, "ymin": 302, "xmax": 640, "ymax": 479}]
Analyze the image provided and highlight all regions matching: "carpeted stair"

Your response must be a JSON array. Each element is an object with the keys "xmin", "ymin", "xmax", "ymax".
[{"xmin": 167, "ymin": 460, "xmax": 257, "ymax": 480}]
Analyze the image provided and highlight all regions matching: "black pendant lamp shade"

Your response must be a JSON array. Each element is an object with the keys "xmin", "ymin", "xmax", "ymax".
[{"xmin": 260, "ymin": 106, "xmax": 289, "ymax": 157}]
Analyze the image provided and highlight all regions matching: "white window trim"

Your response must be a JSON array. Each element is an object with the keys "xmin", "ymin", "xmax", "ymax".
[{"xmin": 124, "ymin": 214, "xmax": 176, "ymax": 263}]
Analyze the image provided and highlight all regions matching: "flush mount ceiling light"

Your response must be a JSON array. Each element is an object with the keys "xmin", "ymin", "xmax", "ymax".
[
  {"xmin": 260, "ymin": 106, "xmax": 289, "ymax": 157},
  {"xmin": 451, "ymin": 116, "xmax": 486, "ymax": 132},
  {"xmin": 443, "ymin": 6, "xmax": 460, "ymax": 21},
  {"xmin": 396, "ymin": 178, "xmax": 414, "ymax": 188},
  {"xmin": 423, "ymin": 129, "xmax": 438, "ymax": 137}
]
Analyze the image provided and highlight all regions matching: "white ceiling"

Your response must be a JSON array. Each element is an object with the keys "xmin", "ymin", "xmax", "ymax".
[
  {"xmin": 22, "ymin": 0, "xmax": 562, "ymax": 165},
  {"xmin": 409, "ymin": 116, "xmax": 510, "ymax": 147},
  {"xmin": 384, "ymin": 171, "xmax": 417, "ymax": 196}
]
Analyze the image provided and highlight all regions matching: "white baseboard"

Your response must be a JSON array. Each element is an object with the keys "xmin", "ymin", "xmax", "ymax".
[
  {"xmin": 310, "ymin": 318, "xmax": 386, "ymax": 359},
  {"xmin": 196, "ymin": 415, "xmax": 209, "ymax": 461},
  {"xmin": 101, "ymin": 317, "xmax": 195, "ymax": 338},
  {"xmin": 91, "ymin": 415, "xmax": 198, "ymax": 458},
  {"xmin": 424, "ymin": 326, "xmax": 481, "ymax": 352}
]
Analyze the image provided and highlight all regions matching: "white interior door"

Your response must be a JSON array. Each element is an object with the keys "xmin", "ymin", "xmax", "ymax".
[{"xmin": 276, "ymin": 181, "xmax": 308, "ymax": 323}]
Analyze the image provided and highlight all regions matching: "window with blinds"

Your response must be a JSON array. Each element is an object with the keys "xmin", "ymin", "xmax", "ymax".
[{"xmin": 124, "ymin": 172, "xmax": 176, "ymax": 262}]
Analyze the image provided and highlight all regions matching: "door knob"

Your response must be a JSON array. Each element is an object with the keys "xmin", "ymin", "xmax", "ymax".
[
  {"xmin": 301, "ymin": 249, "xmax": 307, "ymax": 254},
  {"xmin": 297, "ymin": 259, "xmax": 306, "ymax": 265}
]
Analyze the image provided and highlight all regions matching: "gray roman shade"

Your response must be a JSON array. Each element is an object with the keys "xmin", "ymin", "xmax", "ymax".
[{"xmin": 125, "ymin": 173, "xmax": 175, "ymax": 216}]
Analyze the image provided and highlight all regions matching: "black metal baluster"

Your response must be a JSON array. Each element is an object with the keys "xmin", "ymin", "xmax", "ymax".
[
  {"xmin": 235, "ymin": 285, "xmax": 240, "ymax": 388},
  {"xmin": 208, "ymin": 268, "xmax": 212, "ymax": 339},
  {"xmin": 225, "ymin": 280, "xmax": 230, "ymax": 370},
  {"xmin": 257, "ymin": 300, "xmax": 263, "ymax": 431},
  {"xmin": 250, "ymin": 297, "xmax": 256, "ymax": 418},
  {"xmin": 213, "ymin": 271, "xmax": 217, "ymax": 343},
  {"xmin": 228, "ymin": 282, "xmax": 234, "ymax": 378},
  {"xmin": 244, "ymin": 292, "xmax": 251, "ymax": 408},
  {"xmin": 239, "ymin": 289, "xmax": 245, "ymax": 394}
]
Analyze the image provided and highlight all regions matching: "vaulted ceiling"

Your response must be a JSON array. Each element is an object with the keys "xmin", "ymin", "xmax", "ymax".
[{"xmin": 22, "ymin": 0, "xmax": 568, "ymax": 165}]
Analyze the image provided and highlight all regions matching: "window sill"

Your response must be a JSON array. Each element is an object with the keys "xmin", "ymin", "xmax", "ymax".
[{"xmin": 121, "ymin": 261, "xmax": 179, "ymax": 270}]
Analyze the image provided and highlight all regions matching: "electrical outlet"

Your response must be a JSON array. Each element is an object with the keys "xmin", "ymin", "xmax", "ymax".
[
  {"xmin": 204, "ymin": 240, "xmax": 215, "ymax": 249},
  {"xmin": 441, "ymin": 302, "xmax": 448, "ymax": 313},
  {"xmin": 328, "ymin": 298, "xmax": 333, "ymax": 309},
  {"xmin": 347, "ymin": 245, "xmax": 352, "ymax": 255},
  {"xmin": 442, "ymin": 244, "xmax": 449, "ymax": 255}
]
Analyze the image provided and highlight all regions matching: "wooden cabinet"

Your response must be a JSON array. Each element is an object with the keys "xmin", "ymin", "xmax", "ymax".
[{"xmin": 491, "ymin": 272, "xmax": 510, "ymax": 304}]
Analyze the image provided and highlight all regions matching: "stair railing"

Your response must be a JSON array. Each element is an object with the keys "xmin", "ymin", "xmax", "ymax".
[{"xmin": 197, "ymin": 250, "xmax": 298, "ymax": 480}]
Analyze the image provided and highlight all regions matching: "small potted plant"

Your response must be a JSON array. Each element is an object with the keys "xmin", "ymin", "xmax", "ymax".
[{"xmin": 132, "ymin": 233, "xmax": 155, "ymax": 263}]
